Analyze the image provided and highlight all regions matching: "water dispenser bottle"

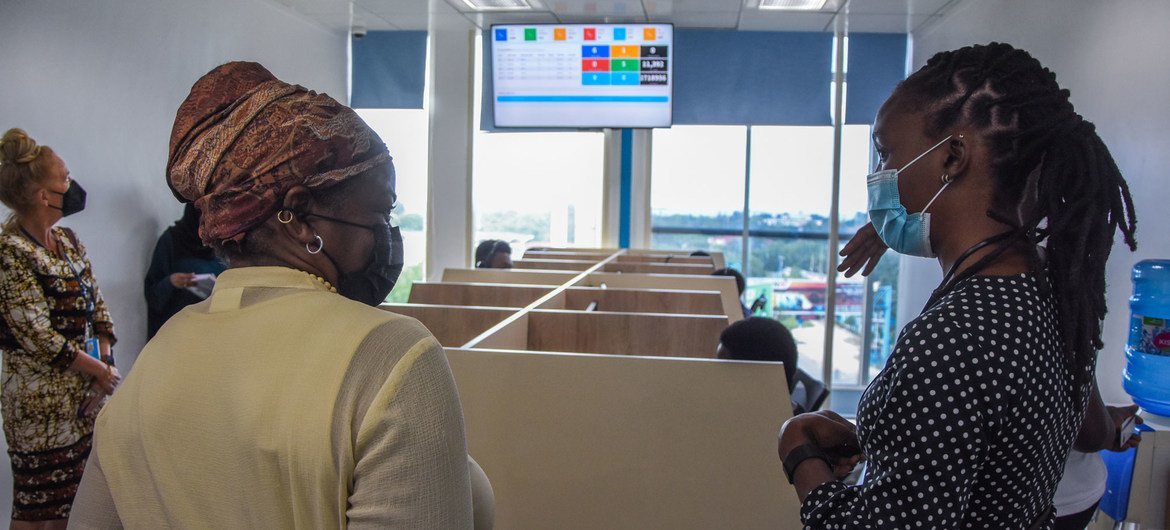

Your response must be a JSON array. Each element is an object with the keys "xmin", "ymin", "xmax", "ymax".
[{"xmin": 1123, "ymin": 259, "xmax": 1170, "ymax": 416}]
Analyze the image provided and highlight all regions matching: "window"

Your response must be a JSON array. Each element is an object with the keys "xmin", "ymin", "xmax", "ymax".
[
  {"xmin": 357, "ymin": 109, "xmax": 429, "ymax": 303},
  {"xmin": 472, "ymin": 34, "xmax": 606, "ymax": 256},
  {"xmin": 650, "ymin": 124, "xmax": 899, "ymax": 414},
  {"xmin": 650, "ymin": 126, "xmax": 747, "ymax": 270}
]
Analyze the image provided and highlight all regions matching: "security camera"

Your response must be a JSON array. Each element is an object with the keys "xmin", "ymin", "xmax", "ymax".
[{"xmin": 352, "ymin": 25, "xmax": 367, "ymax": 39}]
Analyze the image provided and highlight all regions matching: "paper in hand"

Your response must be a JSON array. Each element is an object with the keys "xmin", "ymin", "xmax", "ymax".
[{"xmin": 186, "ymin": 273, "xmax": 217, "ymax": 299}]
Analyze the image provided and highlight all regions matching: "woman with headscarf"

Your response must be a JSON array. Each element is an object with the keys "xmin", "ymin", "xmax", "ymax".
[
  {"xmin": 71, "ymin": 62, "xmax": 473, "ymax": 528},
  {"xmin": 143, "ymin": 203, "xmax": 226, "ymax": 339},
  {"xmin": 0, "ymin": 128, "xmax": 120, "ymax": 528}
]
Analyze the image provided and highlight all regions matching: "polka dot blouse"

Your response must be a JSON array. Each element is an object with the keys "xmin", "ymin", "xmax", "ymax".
[{"xmin": 801, "ymin": 273, "xmax": 1086, "ymax": 529}]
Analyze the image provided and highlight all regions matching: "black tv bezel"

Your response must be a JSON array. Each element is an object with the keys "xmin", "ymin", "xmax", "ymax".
[{"xmin": 488, "ymin": 22, "xmax": 675, "ymax": 130}]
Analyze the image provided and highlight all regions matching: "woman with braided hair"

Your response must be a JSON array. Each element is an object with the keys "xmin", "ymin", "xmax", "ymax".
[{"xmin": 776, "ymin": 43, "xmax": 1137, "ymax": 528}]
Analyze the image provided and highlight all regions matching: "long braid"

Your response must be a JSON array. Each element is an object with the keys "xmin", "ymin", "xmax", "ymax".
[{"xmin": 898, "ymin": 43, "xmax": 1138, "ymax": 397}]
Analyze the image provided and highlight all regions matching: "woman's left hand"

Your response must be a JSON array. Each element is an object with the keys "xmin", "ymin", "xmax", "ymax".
[
  {"xmin": 1104, "ymin": 404, "xmax": 1143, "ymax": 452},
  {"xmin": 79, "ymin": 383, "xmax": 107, "ymax": 418},
  {"xmin": 779, "ymin": 410, "xmax": 864, "ymax": 478}
]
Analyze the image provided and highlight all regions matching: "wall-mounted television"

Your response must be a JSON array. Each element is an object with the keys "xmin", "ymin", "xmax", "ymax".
[{"xmin": 490, "ymin": 23, "xmax": 673, "ymax": 128}]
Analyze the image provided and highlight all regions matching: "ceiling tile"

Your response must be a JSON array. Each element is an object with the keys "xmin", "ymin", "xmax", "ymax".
[
  {"xmin": 289, "ymin": 0, "xmax": 351, "ymax": 15},
  {"xmin": 843, "ymin": 0, "xmax": 952, "ymax": 15},
  {"xmin": 303, "ymin": 12, "xmax": 353, "ymax": 30},
  {"xmin": 651, "ymin": 11, "xmax": 740, "ymax": 28},
  {"xmin": 547, "ymin": 0, "xmax": 647, "ymax": 18},
  {"xmin": 735, "ymin": 11, "xmax": 834, "ymax": 31},
  {"xmin": 668, "ymin": 0, "xmax": 742, "ymax": 11},
  {"xmin": 468, "ymin": 11, "xmax": 561, "ymax": 29},
  {"xmin": 355, "ymin": 0, "xmax": 431, "ymax": 18},
  {"xmin": 362, "ymin": 13, "xmax": 432, "ymax": 30},
  {"xmin": 842, "ymin": 12, "xmax": 926, "ymax": 32}
]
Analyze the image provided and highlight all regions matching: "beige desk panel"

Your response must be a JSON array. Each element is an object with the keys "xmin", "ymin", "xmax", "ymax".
[
  {"xmin": 582, "ymin": 273, "xmax": 744, "ymax": 323},
  {"xmin": 527, "ymin": 310, "xmax": 729, "ymax": 358},
  {"xmin": 561, "ymin": 286, "xmax": 725, "ymax": 315},
  {"xmin": 603, "ymin": 262, "xmax": 717, "ymax": 275},
  {"xmin": 511, "ymin": 259, "xmax": 596, "ymax": 271},
  {"xmin": 379, "ymin": 304, "xmax": 515, "ymax": 347},
  {"xmin": 447, "ymin": 349, "xmax": 800, "ymax": 530},
  {"xmin": 442, "ymin": 268, "xmax": 579, "ymax": 286},
  {"xmin": 409, "ymin": 282, "xmax": 552, "ymax": 308}
]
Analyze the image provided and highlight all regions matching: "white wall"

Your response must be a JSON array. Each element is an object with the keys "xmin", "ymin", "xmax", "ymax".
[
  {"xmin": 0, "ymin": 0, "xmax": 346, "ymax": 519},
  {"xmin": 903, "ymin": 0, "xmax": 1170, "ymax": 404}
]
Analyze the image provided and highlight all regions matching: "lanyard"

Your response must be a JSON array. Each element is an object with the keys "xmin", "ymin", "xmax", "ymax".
[{"xmin": 922, "ymin": 229, "xmax": 1023, "ymax": 312}]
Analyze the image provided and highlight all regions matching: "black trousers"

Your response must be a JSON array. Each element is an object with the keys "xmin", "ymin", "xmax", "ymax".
[{"xmin": 1054, "ymin": 501, "xmax": 1100, "ymax": 530}]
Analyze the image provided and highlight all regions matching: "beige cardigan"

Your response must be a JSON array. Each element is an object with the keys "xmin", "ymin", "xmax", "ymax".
[{"xmin": 69, "ymin": 267, "xmax": 473, "ymax": 529}]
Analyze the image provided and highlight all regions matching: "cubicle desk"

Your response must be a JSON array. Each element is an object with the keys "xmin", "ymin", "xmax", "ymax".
[
  {"xmin": 447, "ymin": 349, "xmax": 799, "ymax": 530},
  {"xmin": 383, "ymin": 249, "xmax": 800, "ymax": 528}
]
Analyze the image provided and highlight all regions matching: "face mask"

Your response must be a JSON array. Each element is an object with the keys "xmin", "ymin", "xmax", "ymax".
[
  {"xmin": 866, "ymin": 136, "xmax": 953, "ymax": 258},
  {"xmin": 49, "ymin": 180, "xmax": 87, "ymax": 217},
  {"xmin": 304, "ymin": 212, "xmax": 404, "ymax": 306}
]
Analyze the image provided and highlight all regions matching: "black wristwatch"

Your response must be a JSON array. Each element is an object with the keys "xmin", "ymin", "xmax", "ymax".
[{"xmin": 783, "ymin": 443, "xmax": 831, "ymax": 484}]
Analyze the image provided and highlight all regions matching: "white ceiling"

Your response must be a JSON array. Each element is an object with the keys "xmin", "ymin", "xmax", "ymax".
[{"xmin": 276, "ymin": 0, "xmax": 965, "ymax": 34}]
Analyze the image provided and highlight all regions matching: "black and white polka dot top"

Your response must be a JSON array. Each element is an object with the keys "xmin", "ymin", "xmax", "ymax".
[{"xmin": 801, "ymin": 273, "xmax": 1086, "ymax": 529}]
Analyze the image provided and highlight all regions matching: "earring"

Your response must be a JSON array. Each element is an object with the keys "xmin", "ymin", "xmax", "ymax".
[
  {"xmin": 306, "ymin": 235, "xmax": 324, "ymax": 255},
  {"xmin": 276, "ymin": 210, "xmax": 294, "ymax": 224},
  {"xmin": 941, "ymin": 173, "xmax": 953, "ymax": 184}
]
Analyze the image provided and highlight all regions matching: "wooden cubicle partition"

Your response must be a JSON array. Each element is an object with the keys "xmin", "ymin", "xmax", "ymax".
[
  {"xmin": 380, "ymin": 304, "xmax": 514, "ymax": 347},
  {"xmin": 380, "ymin": 249, "xmax": 797, "ymax": 528},
  {"xmin": 602, "ymin": 261, "xmax": 716, "ymax": 275},
  {"xmin": 446, "ymin": 348, "xmax": 798, "ymax": 530},
  {"xmin": 527, "ymin": 310, "xmax": 729, "ymax": 357},
  {"xmin": 442, "ymin": 267, "xmax": 577, "ymax": 286},
  {"xmin": 510, "ymin": 258, "xmax": 596, "ymax": 271},
  {"xmin": 408, "ymin": 282, "xmax": 551, "ymax": 308},
  {"xmin": 558, "ymin": 286, "xmax": 725, "ymax": 314}
]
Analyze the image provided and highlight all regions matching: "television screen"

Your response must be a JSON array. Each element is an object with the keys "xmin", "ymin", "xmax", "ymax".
[{"xmin": 490, "ymin": 23, "xmax": 673, "ymax": 128}]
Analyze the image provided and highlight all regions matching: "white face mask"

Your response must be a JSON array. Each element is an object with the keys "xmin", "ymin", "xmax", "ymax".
[{"xmin": 866, "ymin": 135, "xmax": 953, "ymax": 258}]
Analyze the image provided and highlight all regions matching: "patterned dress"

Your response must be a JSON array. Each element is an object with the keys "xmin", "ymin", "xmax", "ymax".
[
  {"xmin": 0, "ymin": 226, "xmax": 116, "ymax": 520},
  {"xmin": 800, "ymin": 273, "xmax": 1083, "ymax": 529}
]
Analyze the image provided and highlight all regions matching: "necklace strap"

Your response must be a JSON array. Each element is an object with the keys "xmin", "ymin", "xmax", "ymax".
[{"xmin": 925, "ymin": 229, "xmax": 1022, "ymax": 310}]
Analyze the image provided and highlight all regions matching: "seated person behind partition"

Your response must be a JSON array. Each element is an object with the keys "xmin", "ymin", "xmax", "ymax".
[
  {"xmin": 716, "ymin": 317, "xmax": 806, "ymax": 412},
  {"xmin": 474, "ymin": 239, "xmax": 513, "ymax": 269},
  {"xmin": 712, "ymin": 267, "xmax": 750, "ymax": 317}
]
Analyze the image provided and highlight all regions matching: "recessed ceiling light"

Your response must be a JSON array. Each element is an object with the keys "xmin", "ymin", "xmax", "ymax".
[
  {"xmin": 758, "ymin": 0, "xmax": 830, "ymax": 11},
  {"xmin": 460, "ymin": 0, "xmax": 534, "ymax": 10}
]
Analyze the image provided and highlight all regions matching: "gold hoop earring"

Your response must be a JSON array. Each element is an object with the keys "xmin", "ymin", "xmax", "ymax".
[
  {"xmin": 276, "ymin": 210, "xmax": 294, "ymax": 224},
  {"xmin": 306, "ymin": 235, "xmax": 324, "ymax": 255}
]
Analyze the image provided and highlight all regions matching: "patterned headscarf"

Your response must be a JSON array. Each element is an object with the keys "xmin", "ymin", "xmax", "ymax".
[{"xmin": 167, "ymin": 61, "xmax": 391, "ymax": 246}]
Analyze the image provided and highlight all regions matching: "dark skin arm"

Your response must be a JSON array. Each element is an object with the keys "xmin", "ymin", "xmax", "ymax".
[
  {"xmin": 778, "ymin": 411, "xmax": 865, "ymax": 502},
  {"xmin": 1074, "ymin": 380, "xmax": 1143, "ymax": 452}
]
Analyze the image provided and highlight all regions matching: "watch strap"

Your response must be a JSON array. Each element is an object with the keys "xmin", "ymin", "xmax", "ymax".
[{"xmin": 783, "ymin": 443, "xmax": 831, "ymax": 484}]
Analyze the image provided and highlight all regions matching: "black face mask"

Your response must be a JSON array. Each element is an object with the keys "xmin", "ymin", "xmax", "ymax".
[
  {"xmin": 49, "ymin": 180, "xmax": 86, "ymax": 217},
  {"xmin": 302, "ymin": 212, "xmax": 404, "ymax": 306}
]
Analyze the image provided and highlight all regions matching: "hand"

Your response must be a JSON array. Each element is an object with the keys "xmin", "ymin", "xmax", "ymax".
[
  {"xmin": 78, "ymin": 383, "xmax": 107, "ymax": 418},
  {"xmin": 92, "ymin": 363, "xmax": 121, "ymax": 395},
  {"xmin": 170, "ymin": 272, "xmax": 197, "ymax": 289},
  {"xmin": 779, "ymin": 410, "xmax": 864, "ymax": 478},
  {"xmin": 1104, "ymin": 404, "xmax": 1143, "ymax": 452},
  {"xmin": 837, "ymin": 223, "xmax": 888, "ymax": 278}
]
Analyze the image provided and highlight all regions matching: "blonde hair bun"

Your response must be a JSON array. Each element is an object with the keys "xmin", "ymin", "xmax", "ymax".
[{"xmin": 0, "ymin": 128, "xmax": 43, "ymax": 166}]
